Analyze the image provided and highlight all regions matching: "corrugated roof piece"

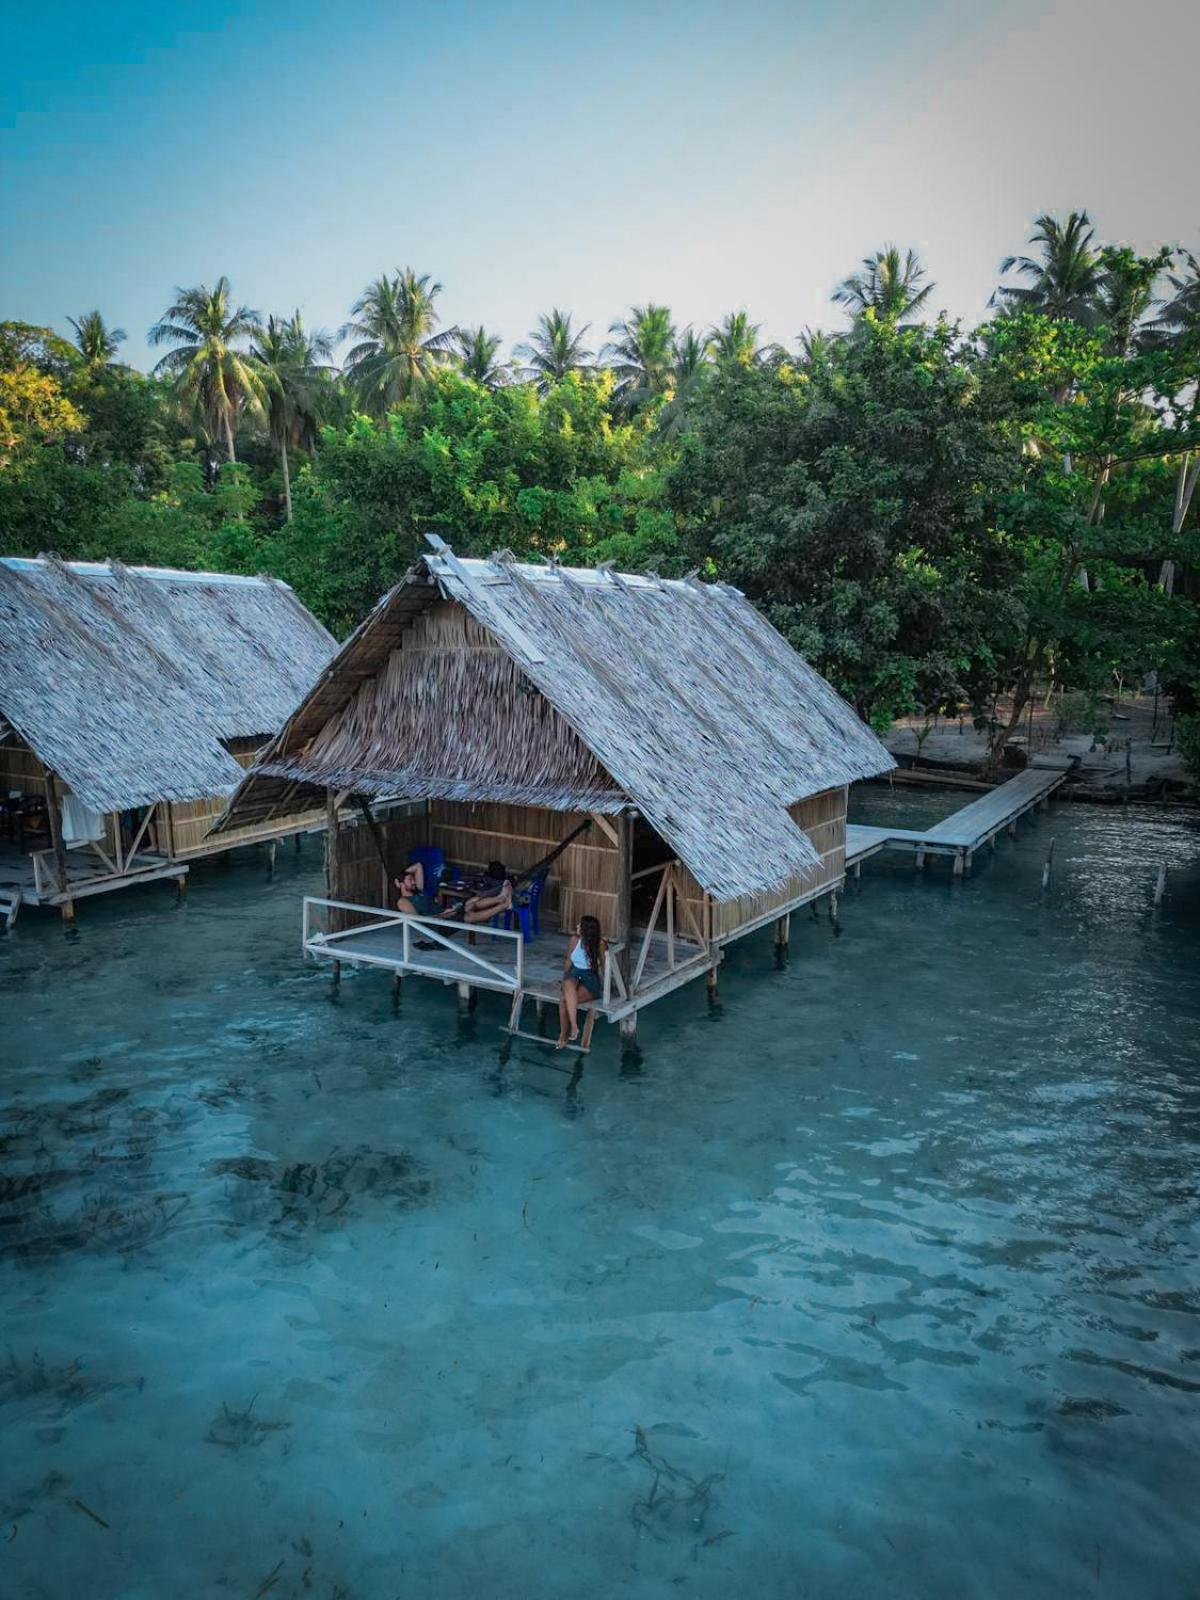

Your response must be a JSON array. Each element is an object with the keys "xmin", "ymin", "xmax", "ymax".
[{"xmin": 0, "ymin": 556, "xmax": 337, "ymax": 813}]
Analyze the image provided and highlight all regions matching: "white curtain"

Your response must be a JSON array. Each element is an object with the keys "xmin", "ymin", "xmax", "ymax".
[{"xmin": 61, "ymin": 792, "xmax": 105, "ymax": 847}]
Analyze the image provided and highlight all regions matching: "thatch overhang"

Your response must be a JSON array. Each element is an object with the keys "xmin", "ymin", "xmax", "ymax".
[
  {"xmin": 219, "ymin": 545, "xmax": 893, "ymax": 903},
  {"xmin": 0, "ymin": 556, "xmax": 337, "ymax": 813}
]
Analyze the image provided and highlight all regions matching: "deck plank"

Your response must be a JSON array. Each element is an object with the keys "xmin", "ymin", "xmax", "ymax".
[{"xmin": 847, "ymin": 770, "xmax": 1064, "ymax": 865}]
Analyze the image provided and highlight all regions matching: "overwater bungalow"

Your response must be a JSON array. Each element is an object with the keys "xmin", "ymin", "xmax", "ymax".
[
  {"xmin": 216, "ymin": 539, "xmax": 894, "ymax": 1048},
  {"xmin": 0, "ymin": 555, "xmax": 337, "ymax": 924}
]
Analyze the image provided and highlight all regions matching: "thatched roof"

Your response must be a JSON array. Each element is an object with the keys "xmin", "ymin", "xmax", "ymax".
[
  {"xmin": 0, "ymin": 556, "xmax": 336, "ymax": 813},
  {"xmin": 219, "ymin": 544, "xmax": 892, "ymax": 902}
]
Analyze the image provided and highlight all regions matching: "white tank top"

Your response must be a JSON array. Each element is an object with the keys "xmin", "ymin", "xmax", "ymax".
[{"xmin": 571, "ymin": 938, "xmax": 595, "ymax": 972}]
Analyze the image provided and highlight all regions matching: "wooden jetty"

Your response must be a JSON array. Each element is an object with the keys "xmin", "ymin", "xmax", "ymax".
[{"xmin": 846, "ymin": 768, "xmax": 1067, "ymax": 876}]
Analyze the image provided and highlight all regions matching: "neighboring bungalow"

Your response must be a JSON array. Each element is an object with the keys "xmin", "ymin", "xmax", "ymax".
[
  {"xmin": 217, "ymin": 538, "xmax": 894, "ymax": 1050},
  {"xmin": 0, "ymin": 556, "xmax": 337, "ymax": 925}
]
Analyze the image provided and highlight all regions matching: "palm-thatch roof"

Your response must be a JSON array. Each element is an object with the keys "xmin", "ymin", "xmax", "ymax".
[
  {"xmin": 218, "ymin": 543, "xmax": 892, "ymax": 902},
  {"xmin": 0, "ymin": 556, "xmax": 336, "ymax": 814}
]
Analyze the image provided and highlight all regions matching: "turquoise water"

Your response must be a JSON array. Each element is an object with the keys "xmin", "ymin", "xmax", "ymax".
[{"xmin": 1, "ymin": 792, "xmax": 1198, "ymax": 1599}]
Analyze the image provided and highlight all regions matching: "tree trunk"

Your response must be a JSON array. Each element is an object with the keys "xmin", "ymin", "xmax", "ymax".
[
  {"xmin": 988, "ymin": 672, "xmax": 1034, "ymax": 766},
  {"xmin": 223, "ymin": 409, "xmax": 237, "ymax": 464},
  {"xmin": 280, "ymin": 436, "xmax": 293, "ymax": 522}
]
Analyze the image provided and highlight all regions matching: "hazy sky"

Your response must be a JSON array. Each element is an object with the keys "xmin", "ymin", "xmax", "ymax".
[{"xmin": 3, "ymin": 0, "xmax": 1195, "ymax": 369}]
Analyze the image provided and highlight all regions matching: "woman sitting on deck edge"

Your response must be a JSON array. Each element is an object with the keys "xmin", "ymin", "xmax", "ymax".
[{"xmin": 559, "ymin": 914, "xmax": 606, "ymax": 1048}]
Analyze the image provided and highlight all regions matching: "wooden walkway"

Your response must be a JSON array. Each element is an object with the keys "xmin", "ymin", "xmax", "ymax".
[{"xmin": 846, "ymin": 768, "xmax": 1066, "ymax": 876}]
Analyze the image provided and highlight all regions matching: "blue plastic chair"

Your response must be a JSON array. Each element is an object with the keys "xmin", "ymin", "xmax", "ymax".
[
  {"xmin": 407, "ymin": 845, "xmax": 445, "ymax": 895},
  {"xmin": 505, "ymin": 871, "xmax": 547, "ymax": 943}
]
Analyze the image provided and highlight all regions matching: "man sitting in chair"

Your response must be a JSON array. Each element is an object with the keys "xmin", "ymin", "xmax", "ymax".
[{"xmin": 440, "ymin": 859, "xmax": 514, "ymax": 926}]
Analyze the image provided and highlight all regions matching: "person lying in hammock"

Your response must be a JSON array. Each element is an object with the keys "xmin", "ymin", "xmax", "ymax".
[{"xmin": 439, "ymin": 860, "xmax": 514, "ymax": 926}]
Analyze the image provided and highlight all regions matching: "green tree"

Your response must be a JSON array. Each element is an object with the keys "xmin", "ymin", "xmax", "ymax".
[
  {"xmin": 514, "ymin": 310, "xmax": 593, "ymax": 394},
  {"xmin": 250, "ymin": 312, "xmax": 335, "ymax": 521},
  {"xmin": 708, "ymin": 311, "xmax": 762, "ymax": 366},
  {"xmin": 148, "ymin": 278, "xmax": 266, "ymax": 464},
  {"xmin": 603, "ymin": 304, "xmax": 676, "ymax": 412},
  {"xmin": 455, "ymin": 325, "xmax": 507, "ymax": 389},
  {"xmin": 657, "ymin": 329, "xmax": 711, "ymax": 441},
  {"xmin": 991, "ymin": 211, "xmax": 1103, "ymax": 323},
  {"xmin": 833, "ymin": 247, "xmax": 935, "ymax": 326},
  {"xmin": 339, "ymin": 268, "xmax": 457, "ymax": 413},
  {"xmin": 67, "ymin": 310, "xmax": 127, "ymax": 369}
]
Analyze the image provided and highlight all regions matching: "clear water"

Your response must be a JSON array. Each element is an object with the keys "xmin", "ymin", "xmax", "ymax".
[{"xmin": 2, "ymin": 793, "xmax": 1198, "ymax": 1600}]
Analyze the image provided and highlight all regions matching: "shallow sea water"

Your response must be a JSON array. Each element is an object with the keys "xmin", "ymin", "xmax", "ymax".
[{"xmin": 1, "ymin": 791, "xmax": 1199, "ymax": 1600}]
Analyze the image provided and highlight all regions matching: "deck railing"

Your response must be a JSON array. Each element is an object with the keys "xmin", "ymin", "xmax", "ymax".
[
  {"xmin": 631, "ymin": 861, "xmax": 709, "ymax": 990},
  {"xmin": 302, "ymin": 896, "xmax": 525, "ymax": 990}
]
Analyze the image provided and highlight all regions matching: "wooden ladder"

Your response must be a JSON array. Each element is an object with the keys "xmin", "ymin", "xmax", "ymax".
[
  {"xmin": 502, "ymin": 989, "xmax": 598, "ymax": 1054},
  {"xmin": 0, "ymin": 889, "xmax": 20, "ymax": 932}
]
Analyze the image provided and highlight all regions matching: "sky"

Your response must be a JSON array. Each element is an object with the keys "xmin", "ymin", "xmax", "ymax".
[{"xmin": 2, "ymin": 0, "xmax": 1196, "ymax": 370}]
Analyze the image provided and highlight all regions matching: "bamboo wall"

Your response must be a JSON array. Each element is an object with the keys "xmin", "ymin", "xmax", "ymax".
[
  {"xmin": 427, "ymin": 800, "xmax": 620, "ymax": 935},
  {"xmin": 0, "ymin": 734, "xmax": 45, "ymax": 798},
  {"xmin": 673, "ymin": 785, "xmax": 848, "ymax": 942},
  {"xmin": 331, "ymin": 805, "xmax": 428, "ymax": 914},
  {"xmin": 160, "ymin": 739, "xmax": 328, "ymax": 858}
]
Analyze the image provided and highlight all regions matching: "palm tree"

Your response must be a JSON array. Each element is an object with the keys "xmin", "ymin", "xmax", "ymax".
[
  {"xmin": 455, "ymin": 325, "xmax": 507, "ymax": 389},
  {"xmin": 68, "ymin": 310, "xmax": 126, "ymax": 368},
  {"xmin": 1147, "ymin": 249, "xmax": 1200, "ymax": 347},
  {"xmin": 1093, "ymin": 245, "xmax": 1172, "ymax": 357},
  {"xmin": 708, "ymin": 311, "xmax": 763, "ymax": 367},
  {"xmin": 1145, "ymin": 249, "xmax": 1200, "ymax": 591},
  {"xmin": 250, "ymin": 312, "xmax": 335, "ymax": 520},
  {"xmin": 990, "ymin": 212, "xmax": 1103, "ymax": 323},
  {"xmin": 339, "ymin": 268, "xmax": 458, "ymax": 413},
  {"xmin": 148, "ymin": 278, "xmax": 265, "ymax": 463},
  {"xmin": 657, "ymin": 328, "xmax": 712, "ymax": 439},
  {"xmin": 833, "ymin": 247, "xmax": 935, "ymax": 325},
  {"xmin": 603, "ymin": 304, "xmax": 676, "ymax": 411},
  {"xmin": 514, "ymin": 309, "xmax": 594, "ymax": 394}
]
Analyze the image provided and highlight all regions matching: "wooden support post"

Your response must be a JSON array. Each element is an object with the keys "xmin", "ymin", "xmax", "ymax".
[
  {"xmin": 706, "ymin": 963, "xmax": 719, "ymax": 1002},
  {"xmin": 619, "ymin": 1013, "xmax": 638, "ymax": 1041},
  {"xmin": 827, "ymin": 891, "xmax": 838, "ymax": 926},
  {"xmin": 43, "ymin": 771, "xmax": 75, "ymax": 923},
  {"xmin": 1007, "ymin": 820, "xmax": 1018, "ymax": 838},
  {"xmin": 853, "ymin": 861, "xmax": 862, "ymax": 882},
  {"xmin": 177, "ymin": 875, "xmax": 188, "ymax": 901},
  {"xmin": 1038, "ymin": 796, "xmax": 1049, "ymax": 812},
  {"xmin": 915, "ymin": 847, "xmax": 926, "ymax": 872},
  {"xmin": 1154, "ymin": 862, "xmax": 1167, "ymax": 906},
  {"xmin": 774, "ymin": 912, "xmax": 790, "ymax": 947},
  {"xmin": 457, "ymin": 980, "xmax": 475, "ymax": 1015},
  {"xmin": 324, "ymin": 790, "xmax": 339, "ymax": 899},
  {"xmin": 1041, "ymin": 838, "xmax": 1055, "ymax": 891},
  {"xmin": 614, "ymin": 810, "xmax": 634, "ymax": 998},
  {"xmin": 331, "ymin": 960, "xmax": 341, "ymax": 987},
  {"xmin": 392, "ymin": 971, "xmax": 403, "ymax": 1003},
  {"xmin": 953, "ymin": 850, "xmax": 965, "ymax": 878},
  {"xmin": 294, "ymin": 832, "xmax": 302, "ymax": 852},
  {"xmin": 268, "ymin": 838, "xmax": 277, "ymax": 874}
]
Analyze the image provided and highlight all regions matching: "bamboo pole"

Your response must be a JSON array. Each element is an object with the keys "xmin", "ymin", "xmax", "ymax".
[{"xmin": 614, "ymin": 810, "xmax": 634, "ymax": 998}]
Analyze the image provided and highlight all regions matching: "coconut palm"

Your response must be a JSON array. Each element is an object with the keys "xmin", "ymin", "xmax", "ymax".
[
  {"xmin": 455, "ymin": 325, "xmax": 507, "ymax": 389},
  {"xmin": 1093, "ymin": 245, "xmax": 1172, "ymax": 357},
  {"xmin": 990, "ymin": 212, "xmax": 1103, "ymax": 323},
  {"xmin": 708, "ymin": 311, "xmax": 763, "ymax": 367},
  {"xmin": 603, "ymin": 304, "xmax": 677, "ymax": 411},
  {"xmin": 68, "ymin": 310, "xmax": 127, "ymax": 368},
  {"xmin": 657, "ymin": 328, "xmax": 712, "ymax": 439},
  {"xmin": 833, "ymin": 247, "xmax": 935, "ymax": 325},
  {"xmin": 1147, "ymin": 249, "xmax": 1200, "ymax": 347},
  {"xmin": 148, "ymin": 277, "xmax": 265, "ymax": 463},
  {"xmin": 250, "ymin": 312, "xmax": 335, "ymax": 520},
  {"xmin": 339, "ymin": 268, "xmax": 458, "ymax": 413},
  {"xmin": 514, "ymin": 309, "xmax": 594, "ymax": 394}
]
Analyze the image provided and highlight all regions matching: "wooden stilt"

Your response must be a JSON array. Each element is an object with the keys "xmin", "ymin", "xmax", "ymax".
[
  {"xmin": 773, "ymin": 912, "xmax": 790, "ymax": 947},
  {"xmin": 953, "ymin": 850, "xmax": 964, "ymax": 877},
  {"xmin": 827, "ymin": 892, "xmax": 838, "ymax": 925},
  {"xmin": 915, "ymin": 848, "xmax": 926, "ymax": 872},
  {"xmin": 1154, "ymin": 862, "xmax": 1167, "ymax": 906},
  {"xmin": 294, "ymin": 832, "xmax": 302, "ymax": 852},
  {"xmin": 177, "ymin": 875, "xmax": 188, "ymax": 901},
  {"xmin": 614, "ymin": 810, "xmax": 634, "ymax": 999},
  {"xmin": 1041, "ymin": 838, "xmax": 1055, "ymax": 890},
  {"xmin": 619, "ymin": 1013, "xmax": 638, "ymax": 1041},
  {"xmin": 392, "ymin": 971, "xmax": 403, "ymax": 1003},
  {"xmin": 268, "ymin": 838, "xmax": 277, "ymax": 873},
  {"xmin": 331, "ymin": 960, "xmax": 341, "ymax": 987},
  {"xmin": 457, "ymin": 980, "xmax": 475, "ymax": 1015},
  {"xmin": 44, "ymin": 771, "xmax": 75, "ymax": 923}
]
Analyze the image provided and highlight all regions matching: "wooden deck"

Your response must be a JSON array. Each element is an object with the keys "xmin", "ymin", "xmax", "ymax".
[
  {"xmin": 302, "ymin": 900, "xmax": 711, "ymax": 1025},
  {"xmin": 846, "ymin": 768, "xmax": 1066, "ymax": 875},
  {"xmin": 0, "ymin": 842, "xmax": 187, "ymax": 917}
]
